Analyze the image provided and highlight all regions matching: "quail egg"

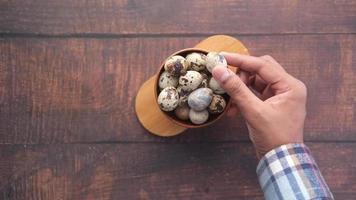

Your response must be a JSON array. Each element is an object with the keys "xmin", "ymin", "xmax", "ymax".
[
  {"xmin": 158, "ymin": 71, "xmax": 179, "ymax": 90},
  {"xmin": 177, "ymin": 86, "xmax": 190, "ymax": 106},
  {"xmin": 198, "ymin": 78, "xmax": 208, "ymax": 88},
  {"xmin": 209, "ymin": 77, "xmax": 225, "ymax": 94},
  {"xmin": 174, "ymin": 105, "xmax": 190, "ymax": 120},
  {"xmin": 200, "ymin": 72, "xmax": 209, "ymax": 80},
  {"xmin": 179, "ymin": 70, "xmax": 203, "ymax": 91},
  {"xmin": 189, "ymin": 109, "xmax": 209, "ymax": 124},
  {"xmin": 188, "ymin": 88, "xmax": 213, "ymax": 111},
  {"xmin": 206, "ymin": 52, "xmax": 227, "ymax": 72},
  {"xmin": 164, "ymin": 55, "xmax": 188, "ymax": 76},
  {"xmin": 157, "ymin": 87, "xmax": 179, "ymax": 111},
  {"xmin": 186, "ymin": 52, "xmax": 207, "ymax": 71},
  {"xmin": 208, "ymin": 94, "xmax": 226, "ymax": 114}
]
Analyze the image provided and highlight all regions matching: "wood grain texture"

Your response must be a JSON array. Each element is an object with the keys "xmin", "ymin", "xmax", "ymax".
[
  {"xmin": 0, "ymin": 35, "xmax": 355, "ymax": 144},
  {"xmin": 1, "ymin": 0, "xmax": 356, "ymax": 35},
  {"xmin": 0, "ymin": 143, "xmax": 354, "ymax": 199},
  {"xmin": 1, "ymin": 0, "xmax": 355, "ymax": 198}
]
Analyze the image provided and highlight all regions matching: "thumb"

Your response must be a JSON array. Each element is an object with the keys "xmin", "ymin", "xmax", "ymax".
[{"xmin": 212, "ymin": 66, "xmax": 262, "ymax": 113}]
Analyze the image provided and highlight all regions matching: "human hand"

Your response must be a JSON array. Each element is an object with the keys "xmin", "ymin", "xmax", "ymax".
[{"xmin": 212, "ymin": 53, "xmax": 307, "ymax": 159}]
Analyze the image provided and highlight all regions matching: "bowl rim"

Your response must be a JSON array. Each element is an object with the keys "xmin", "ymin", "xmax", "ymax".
[{"xmin": 154, "ymin": 48, "xmax": 232, "ymax": 128}]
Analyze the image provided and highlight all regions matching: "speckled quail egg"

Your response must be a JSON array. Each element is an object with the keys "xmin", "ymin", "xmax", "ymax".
[
  {"xmin": 179, "ymin": 70, "xmax": 203, "ymax": 91},
  {"xmin": 198, "ymin": 78, "xmax": 208, "ymax": 88},
  {"xmin": 206, "ymin": 52, "xmax": 227, "ymax": 72},
  {"xmin": 209, "ymin": 77, "xmax": 225, "ymax": 94},
  {"xmin": 174, "ymin": 105, "xmax": 190, "ymax": 120},
  {"xmin": 189, "ymin": 109, "xmax": 209, "ymax": 124},
  {"xmin": 186, "ymin": 52, "xmax": 207, "ymax": 71},
  {"xmin": 200, "ymin": 72, "xmax": 209, "ymax": 80},
  {"xmin": 157, "ymin": 87, "xmax": 179, "ymax": 111},
  {"xmin": 164, "ymin": 55, "xmax": 188, "ymax": 76},
  {"xmin": 158, "ymin": 71, "xmax": 179, "ymax": 90},
  {"xmin": 177, "ymin": 86, "xmax": 190, "ymax": 106},
  {"xmin": 198, "ymin": 72, "xmax": 210, "ymax": 88},
  {"xmin": 188, "ymin": 88, "xmax": 213, "ymax": 111},
  {"xmin": 208, "ymin": 94, "xmax": 226, "ymax": 114}
]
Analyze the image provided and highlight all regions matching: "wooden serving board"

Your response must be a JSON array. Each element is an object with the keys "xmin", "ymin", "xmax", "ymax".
[{"xmin": 135, "ymin": 35, "xmax": 249, "ymax": 137}]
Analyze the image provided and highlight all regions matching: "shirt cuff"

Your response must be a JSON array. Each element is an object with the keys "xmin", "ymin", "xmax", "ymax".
[{"xmin": 256, "ymin": 143, "xmax": 334, "ymax": 200}]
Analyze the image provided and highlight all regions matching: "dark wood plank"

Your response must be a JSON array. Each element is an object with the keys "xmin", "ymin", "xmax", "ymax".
[
  {"xmin": 0, "ymin": 143, "xmax": 354, "ymax": 199},
  {"xmin": 0, "ymin": 35, "xmax": 355, "ymax": 144},
  {"xmin": 1, "ymin": 0, "xmax": 356, "ymax": 34}
]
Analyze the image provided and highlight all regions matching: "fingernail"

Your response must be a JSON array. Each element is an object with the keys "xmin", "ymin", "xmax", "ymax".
[{"xmin": 212, "ymin": 65, "xmax": 230, "ymax": 82}]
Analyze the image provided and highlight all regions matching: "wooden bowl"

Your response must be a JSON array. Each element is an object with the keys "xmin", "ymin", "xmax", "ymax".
[
  {"xmin": 135, "ymin": 35, "xmax": 249, "ymax": 137},
  {"xmin": 154, "ymin": 48, "xmax": 232, "ymax": 128}
]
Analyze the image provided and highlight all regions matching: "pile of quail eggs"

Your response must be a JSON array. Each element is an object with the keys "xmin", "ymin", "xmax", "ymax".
[{"xmin": 157, "ymin": 51, "xmax": 228, "ymax": 125}]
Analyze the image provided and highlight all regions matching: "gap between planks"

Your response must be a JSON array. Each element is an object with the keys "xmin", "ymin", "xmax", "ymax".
[
  {"xmin": 0, "ymin": 32, "xmax": 356, "ymax": 39},
  {"xmin": 0, "ymin": 140, "xmax": 356, "ymax": 146}
]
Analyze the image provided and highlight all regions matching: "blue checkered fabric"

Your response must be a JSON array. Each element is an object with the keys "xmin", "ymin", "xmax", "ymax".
[{"xmin": 257, "ymin": 143, "xmax": 334, "ymax": 200}]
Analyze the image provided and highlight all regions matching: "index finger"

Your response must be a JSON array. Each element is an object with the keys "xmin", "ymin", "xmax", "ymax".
[{"xmin": 221, "ymin": 52, "xmax": 287, "ymax": 85}]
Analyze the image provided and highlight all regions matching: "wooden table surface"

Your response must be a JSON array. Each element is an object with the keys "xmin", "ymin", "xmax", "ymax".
[{"xmin": 0, "ymin": 0, "xmax": 355, "ymax": 199}]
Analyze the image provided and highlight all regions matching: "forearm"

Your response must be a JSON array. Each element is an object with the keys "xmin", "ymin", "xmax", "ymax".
[{"xmin": 257, "ymin": 143, "xmax": 334, "ymax": 200}]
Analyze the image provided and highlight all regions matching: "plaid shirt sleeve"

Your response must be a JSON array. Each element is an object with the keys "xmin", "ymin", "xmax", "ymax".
[{"xmin": 256, "ymin": 143, "xmax": 334, "ymax": 200}]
